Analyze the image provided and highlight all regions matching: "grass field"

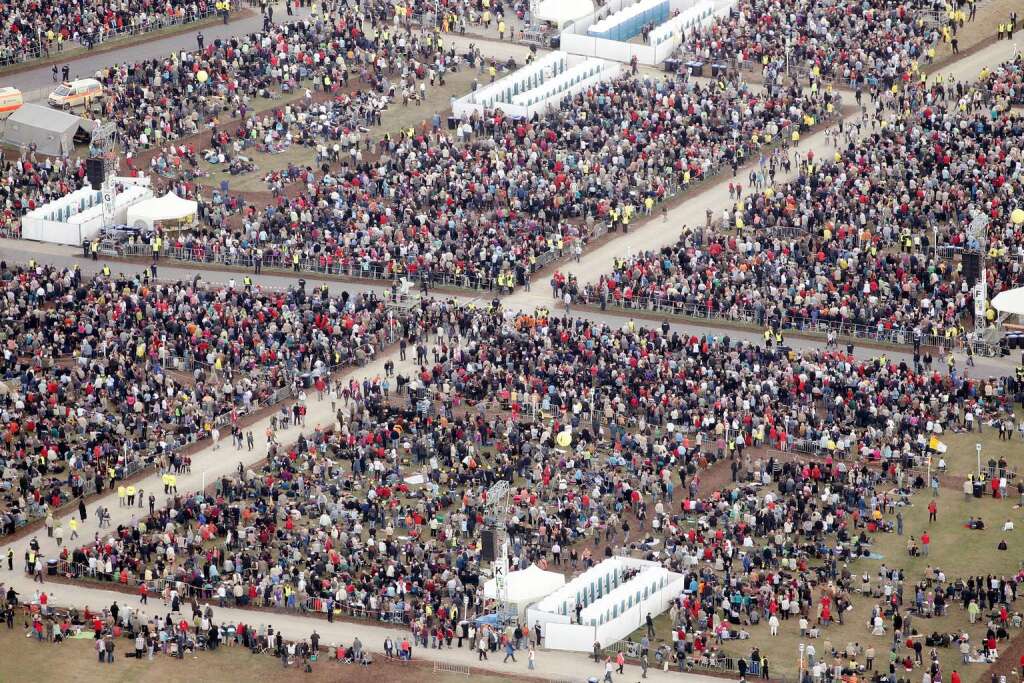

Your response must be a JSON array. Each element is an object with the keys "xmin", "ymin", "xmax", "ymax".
[{"xmin": 0, "ymin": 625, "xmax": 503, "ymax": 683}]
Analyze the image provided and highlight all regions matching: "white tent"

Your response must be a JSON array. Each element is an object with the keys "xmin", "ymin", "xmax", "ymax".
[
  {"xmin": 484, "ymin": 564, "xmax": 565, "ymax": 606},
  {"xmin": 126, "ymin": 192, "xmax": 197, "ymax": 231},
  {"xmin": 535, "ymin": 0, "xmax": 594, "ymax": 26},
  {"xmin": 992, "ymin": 287, "xmax": 1024, "ymax": 316}
]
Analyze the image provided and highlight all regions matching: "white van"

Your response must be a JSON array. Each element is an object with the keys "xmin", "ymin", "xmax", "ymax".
[
  {"xmin": 48, "ymin": 78, "xmax": 104, "ymax": 111},
  {"xmin": 0, "ymin": 87, "xmax": 23, "ymax": 119}
]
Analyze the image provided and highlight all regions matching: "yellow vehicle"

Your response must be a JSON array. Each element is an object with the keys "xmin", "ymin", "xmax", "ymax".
[
  {"xmin": 48, "ymin": 78, "xmax": 104, "ymax": 111},
  {"xmin": 0, "ymin": 87, "xmax": 23, "ymax": 119}
]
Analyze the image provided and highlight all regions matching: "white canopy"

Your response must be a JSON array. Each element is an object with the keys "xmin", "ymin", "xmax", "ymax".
[
  {"xmin": 535, "ymin": 0, "xmax": 594, "ymax": 26},
  {"xmin": 126, "ymin": 192, "xmax": 197, "ymax": 231},
  {"xmin": 992, "ymin": 287, "xmax": 1024, "ymax": 316},
  {"xmin": 484, "ymin": 564, "xmax": 565, "ymax": 605}
]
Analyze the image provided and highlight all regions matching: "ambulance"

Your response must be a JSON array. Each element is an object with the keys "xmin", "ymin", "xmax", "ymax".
[
  {"xmin": 0, "ymin": 87, "xmax": 23, "ymax": 119},
  {"xmin": 48, "ymin": 78, "xmax": 104, "ymax": 111}
]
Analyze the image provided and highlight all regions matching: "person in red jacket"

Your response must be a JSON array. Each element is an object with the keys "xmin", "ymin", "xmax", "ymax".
[{"xmin": 951, "ymin": 670, "xmax": 961, "ymax": 683}]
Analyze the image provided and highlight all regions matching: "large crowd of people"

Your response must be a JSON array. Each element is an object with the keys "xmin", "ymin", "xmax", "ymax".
[
  {"xmin": 675, "ymin": 0, "xmax": 973, "ymax": 87},
  {"xmin": 6, "ymin": 1, "xmax": 1024, "ymax": 681},
  {"xmin": 3, "ymin": 1, "xmax": 839, "ymax": 288},
  {"xmin": 49, "ymin": 309, "xmax": 1022, "ymax": 659},
  {"xmin": 0, "ymin": 262, "xmax": 405, "ymax": 536},
  {"xmin": 134, "ymin": 69, "xmax": 837, "ymax": 289}
]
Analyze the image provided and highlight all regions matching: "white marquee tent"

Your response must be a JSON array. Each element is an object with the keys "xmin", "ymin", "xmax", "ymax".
[
  {"xmin": 126, "ymin": 192, "xmax": 197, "ymax": 231},
  {"xmin": 992, "ymin": 287, "xmax": 1024, "ymax": 316},
  {"xmin": 483, "ymin": 564, "xmax": 565, "ymax": 608}
]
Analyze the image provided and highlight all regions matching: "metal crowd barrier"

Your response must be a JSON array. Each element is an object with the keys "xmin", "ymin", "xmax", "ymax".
[{"xmin": 578, "ymin": 292, "xmax": 975, "ymax": 353}]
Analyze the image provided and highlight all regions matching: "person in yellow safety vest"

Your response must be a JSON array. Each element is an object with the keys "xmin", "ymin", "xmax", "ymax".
[
  {"xmin": 498, "ymin": 20, "xmax": 506, "ymax": 39},
  {"xmin": 162, "ymin": 473, "xmax": 171, "ymax": 494},
  {"xmin": 69, "ymin": 517, "xmax": 79, "ymax": 540},
  {"xmin": 102, "ymin": 265, "xmax": 111, "ymax": 277},
  {"xmin": 243, "ymin": 275, "xmax": 252, "ymax": 291},
  {"xmin": 126, "ymin": 485, "xmax": 136, "ymax": 506},
  {"xmin": 764, "ymin": 328, "xmax": 773, "ymax": 347},
  {"xmin": 90, "ymin": 240, "xmax": 99, "ymax": 260},
  {"xmin": 488, "ymin": 64, "xmax": 496, "ymax": 82},
  {"xmin": 292, "ymin": 252, "xmax": 300, "ymax": 271},
  {"xmin": 118, "ymin": 485, "xmax": 127, "ymax": 507},
  {"xmin": 900, "ymin": 229, "xmax": 912, "ymax": 253}
]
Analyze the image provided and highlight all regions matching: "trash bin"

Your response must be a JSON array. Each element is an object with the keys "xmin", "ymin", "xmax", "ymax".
[
  {"xmin": 664, "ymin": 58, "xmax": 680, "ymax": 73},
  {"xmin": 711, "ymin": 63, "xmax": 728, "ymax": 77},
  {"xmin": 447, "ymin": 115, "xmax": 458, "ymax": 130},
  {"xmin": 687, "ymin": 61, "xmax": 704, "ymax": 77},
  {"xmin": 973, "ymin": 481, "xmax": 984, "ymax": 498},
  {"xmin": 47, "ymin": 559, "xmax": 58, "ymax": 576}
]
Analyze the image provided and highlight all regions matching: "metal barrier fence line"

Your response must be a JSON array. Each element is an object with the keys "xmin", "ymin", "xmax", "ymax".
[
  {"xmin": 0, "ymin": 5, "xmax": 224, "ymax": 68},
  {"xmin": 433, "ymin": 661, "xmax": 471, "ymax": 676},
  {"xmin": 115, "ymin": 242, "xmax": 502, "ymax": 293},
  {"xmin": 575, "ymin": 291, "xmax": 991, "ymax": 353}
]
